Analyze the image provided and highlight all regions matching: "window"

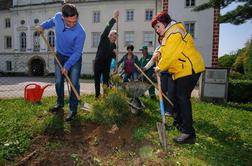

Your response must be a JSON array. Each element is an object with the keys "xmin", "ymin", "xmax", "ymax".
[
  {"xmin": 93, "ymin": 11, "xmax": 100, "ymax": 23},
  {"xmin": 33, "ymin": 32, "xmax": 40, "ymax": 52},
  {"xmin": 20, "ymin": 20, "xmax": 25, "ymax": 25},
  {"xmin": 143, "ymin": 32, "xmax": 154, "ymax": 47},
  {"xmin": 185, "ymin": 0, "xmax": 195, "ymax": 7},
  {"xmin": 34, "ymin": 19, "xmax": 39, "ymax": 24},
  {"xmin": 4, "ymin": 36, "xmax": 12, "ymax": 49},
  {"xmin": 145, "ymin": 9, "xmax": 153, "ymax": 21},
  {"xmin": 124, "ymin": 31, "xmax": 134, "ymax": 46},
  {"xmin": 6, "ymin": 61, "xmax": 12, "ymax": 71},
  {"xmin": 20, "ymin": 32, "xmax": 26, "ymax": 51},
  {"xmin": 48, "ymin": 31, "xmax": 55, "ymax": 48},
  {"xmin": 5, "ymin": 18, "xmax": 11, "ymax": 28},
  {"xmin": 91, "ymin": 32, "xmax": 101, "ymax": 48},
  {"xmin": 126, "ymin": 10, "xmax": 134, "ymax": 22},
  {"xmin": 184, "ymin": 22, "xmax": 195, "ymax": 38}
]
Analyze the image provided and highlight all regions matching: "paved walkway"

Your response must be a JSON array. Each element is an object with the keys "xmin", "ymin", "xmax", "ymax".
[{"xmin": 0, "ymin": 77, "xmax": 199, "ymax": 99}]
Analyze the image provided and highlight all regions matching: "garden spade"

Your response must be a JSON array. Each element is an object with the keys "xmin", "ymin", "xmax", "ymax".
[
  {"xmin": 156, "ymin": 70, "xmax": 167, "ymax": 150},
  {"xmin": 40, "ymin": 33, "xmax": 92, "ymax": 112}
]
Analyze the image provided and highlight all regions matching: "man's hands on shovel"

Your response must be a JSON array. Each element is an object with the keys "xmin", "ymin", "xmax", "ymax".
[{"xmin": 35, "ymin": 25, "xmax": 44, "ymax": 34}]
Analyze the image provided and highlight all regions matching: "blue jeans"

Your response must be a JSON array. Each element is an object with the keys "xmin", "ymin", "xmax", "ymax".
[
  {"xmin": 123, "ymin": 71, "xmax": 138, "ymax": 82},
  {"xmin": 55, "ymin": 53, "xmax": 82, "ymax": 113}
]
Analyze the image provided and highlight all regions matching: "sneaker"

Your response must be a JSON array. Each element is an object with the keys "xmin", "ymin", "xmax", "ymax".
[
  {"xmin": 165, "ymin": 112, "xmax": 173, "ymax": 117},
  {"xmin": 49, "ymin": 104, "xmax": 63, "ymax": 113},
  {"xmin": 173, "ymin": 133, "xmax": 196, "ymax": 144},
  {"xmin": 65, "ymin": 111, "xmax": 77, "ymax": 121}
]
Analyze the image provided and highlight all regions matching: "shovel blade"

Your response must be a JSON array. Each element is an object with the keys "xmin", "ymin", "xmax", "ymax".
[
  {"xmin": 156, "ymin": 122, "xmax": 167, "ymax": 150},
  {"xmin": 80, "ymin": 102, "xmax": 92, "ymax": 112}
]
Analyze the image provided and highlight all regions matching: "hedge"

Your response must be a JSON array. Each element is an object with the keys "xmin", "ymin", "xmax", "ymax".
[{"xmin": 228, "ymin": 79, "xmax": 252, "ymax": 102}]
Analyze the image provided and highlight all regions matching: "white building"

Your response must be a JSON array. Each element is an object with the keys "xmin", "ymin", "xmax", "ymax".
[{"xmin": 0, "ymin": 0, "xmax": 216, "ymax": 76}]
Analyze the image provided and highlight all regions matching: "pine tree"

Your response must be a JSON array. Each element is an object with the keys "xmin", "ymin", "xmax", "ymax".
[{"xmin": 193, "ymin": 0, "xmax": 252, "ymax": 25}]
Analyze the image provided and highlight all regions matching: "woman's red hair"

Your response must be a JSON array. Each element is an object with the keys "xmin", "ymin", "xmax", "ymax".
[{"xmin": 151, "ymin": 11, "xmax": 171, "ymax": 28}]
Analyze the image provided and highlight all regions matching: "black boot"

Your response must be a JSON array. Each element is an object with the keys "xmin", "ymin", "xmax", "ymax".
[
  {"xmin": 49, "ymin": 104, "xmax": 63, "ymax": 113},
  {"xmin": 173, "ymin": 133, "xmax": 196, "ymax": 144}
]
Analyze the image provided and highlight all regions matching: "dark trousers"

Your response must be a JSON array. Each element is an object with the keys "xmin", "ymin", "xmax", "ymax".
[
  {"xmin": 94, "ymin": 61, "xmax": 110, "ymax": 98},
  {"xmin": 173, "ymin": 73, "xmax": 201, "ymax": 135},
  {"xmin": 160, "ymin": 72, "xmax": 174, "ymax": 114}
]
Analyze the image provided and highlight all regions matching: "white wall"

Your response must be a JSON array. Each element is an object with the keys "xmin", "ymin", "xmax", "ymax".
[
  {"xmin": 169, "ymin": 0, "xmax": 213, "ymax": 67},
  {"xmin": 0, "ymin": 0, "xmax": 214, "ymax": 75},
  {"xmin": 0, "ymin": 11, "xmax": 13, "ymax": 53}
]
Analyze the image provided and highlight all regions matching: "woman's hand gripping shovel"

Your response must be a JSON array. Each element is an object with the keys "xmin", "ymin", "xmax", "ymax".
[{"xmin": 40, "ymin": 33, "xmax": 92, "ymax": 111}]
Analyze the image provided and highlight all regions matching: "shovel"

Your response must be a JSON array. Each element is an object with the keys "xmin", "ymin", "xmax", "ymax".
[
  {"xmin": 155, "ymin": 70, "xmax": 167, "ymax": 150},
  {"xmin": 134, "ymin": 63, "xmax": 173, "ymax": 107},
  {"xmin": 40, "ymin": 33, "xmax": 92, "ymax": 111}
]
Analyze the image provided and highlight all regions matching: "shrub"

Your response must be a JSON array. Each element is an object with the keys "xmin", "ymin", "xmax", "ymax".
[
  {"xmin": 229, "ymin": 71, "xmax": 246, "ymax": 80},
  {"xmin": 91, "ymin": 89, "xmax": 130, "ymax": 125},
  {"xmin": 243, "ymin": 42, "xmax": 252, "ymax": 79},
  {"xmin": 228, "ymin": 79, "xmax": 252, "ymax": 102},
  {"xmin": 218, "ymin": 54, "xmax": 237, "ymax": 68}
]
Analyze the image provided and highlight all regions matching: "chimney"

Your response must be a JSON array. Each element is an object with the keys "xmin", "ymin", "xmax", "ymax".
[
  {"xmin": 162, "ymin": 0, "xmax": 168, "ymax": 12},
  {"xmin": 212, "ymin": 7, "xmax": 220, "ymax": 67}
]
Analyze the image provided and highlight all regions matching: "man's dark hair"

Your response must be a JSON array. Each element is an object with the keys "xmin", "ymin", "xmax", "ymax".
[
  {"xmin": 127, "ymin": 45, "xmax": 134, "ymax": 51},
  {"xmin": 62, "ymin": 3, "xmax": 79, "ymax": 18}
]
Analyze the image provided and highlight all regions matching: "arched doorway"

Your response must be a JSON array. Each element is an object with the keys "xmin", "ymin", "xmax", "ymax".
[{"xmin": 29, "ymin": 58, "xmax": 45, "ymax": 76}]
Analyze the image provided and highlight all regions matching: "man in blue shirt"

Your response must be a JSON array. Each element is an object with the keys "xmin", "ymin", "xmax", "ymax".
[{"xmin": 36, "ymin": 3, "xmax": 86, "ymax": 121}]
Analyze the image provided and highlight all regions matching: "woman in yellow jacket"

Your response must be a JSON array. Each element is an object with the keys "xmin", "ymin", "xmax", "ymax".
[{"xmin": 151, "ymin": 11, "xmax": 205, "ymax": 144}]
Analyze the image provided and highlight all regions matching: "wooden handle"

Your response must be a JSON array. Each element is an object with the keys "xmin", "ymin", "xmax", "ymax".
[
  {"xmin": 134, "ymin": 63, "xmax": 173, "ymax": 107},
  {"xmin": 116, "ymin": 16, "xmax": 119, "ymax": 65},
  {"xmin": 41, "ymin": 33, "xmax": 81, "ymax": 101}
]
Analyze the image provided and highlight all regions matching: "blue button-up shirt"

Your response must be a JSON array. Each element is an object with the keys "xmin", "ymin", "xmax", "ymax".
[{"xmin": 40, "ymin": 12, "xmax": 86, "ymax": 70}]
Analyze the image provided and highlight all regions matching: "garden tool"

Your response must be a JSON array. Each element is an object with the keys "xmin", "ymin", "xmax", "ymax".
[
  {"xmin": 115, "ymin": 14, "xmax": 119, "ymax": 66},
  {"xmin": 155, "ymin": 69, "xmax": 167, "ymax": 150},
  {"xmin": 40, "ymin": 33, "xmax": 92, "ymax": 111},
  {"xmin": 134, "ymin": 63, "xmax": 173, "ymax": 107},
  {"xmin": 123, "ymin": 81, "xmax": 150, "ymax": 115}
]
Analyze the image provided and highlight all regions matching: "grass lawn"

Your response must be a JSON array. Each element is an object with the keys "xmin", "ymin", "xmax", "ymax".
[{"xmin": 0, "ymin": 96, "xmax": 251, "ymax": 165}]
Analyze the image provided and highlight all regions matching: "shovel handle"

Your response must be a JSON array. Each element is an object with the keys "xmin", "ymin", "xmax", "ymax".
[
  {"xmin": 116, "ymin": 16, "xmax": 119, "ymax": 65},
  {"xmin": 155, "ymin": 70, "xmax": 166, "ymax": 124},
  {"xmin": 40, "ymin": 33, "xmax": 81, "ymax": 101},
  {"xmin": 134, "ymin": 63, "xmax": 173, "ymax": 107}
]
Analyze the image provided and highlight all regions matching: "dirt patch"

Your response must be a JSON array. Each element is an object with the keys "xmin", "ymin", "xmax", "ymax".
[{"xmin": 15, "ymin": 116, "xmax": 156, "ymax": 166}]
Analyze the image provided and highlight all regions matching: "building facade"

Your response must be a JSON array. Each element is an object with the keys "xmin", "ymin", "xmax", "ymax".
[{"xmin": 0, "ymin": 0, "xmax": 215, "ymax": 76}]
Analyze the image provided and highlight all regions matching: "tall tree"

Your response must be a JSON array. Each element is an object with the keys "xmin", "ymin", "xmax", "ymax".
[
  {"xmin": 193, "ymin": 0, "xmax": 252, "ymax": 25},
  {"xmin": 243, "ymin": 39, "xmax": 252, "ymax": 79}
]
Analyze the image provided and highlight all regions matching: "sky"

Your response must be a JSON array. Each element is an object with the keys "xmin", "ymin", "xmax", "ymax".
[{"xmin": 219, "ymin": 2, "xmax": 252, "ymax": 56}]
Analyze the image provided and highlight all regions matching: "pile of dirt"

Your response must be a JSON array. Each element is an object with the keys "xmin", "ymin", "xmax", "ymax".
[{"xmin": 15, "ymin": 116, "xmax": 142, "ymax": 166}]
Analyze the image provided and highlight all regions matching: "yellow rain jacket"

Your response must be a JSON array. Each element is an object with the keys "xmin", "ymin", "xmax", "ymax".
[{"xmin": 157, "ymin": 22, "xmax": 205, "ymax": 80}]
